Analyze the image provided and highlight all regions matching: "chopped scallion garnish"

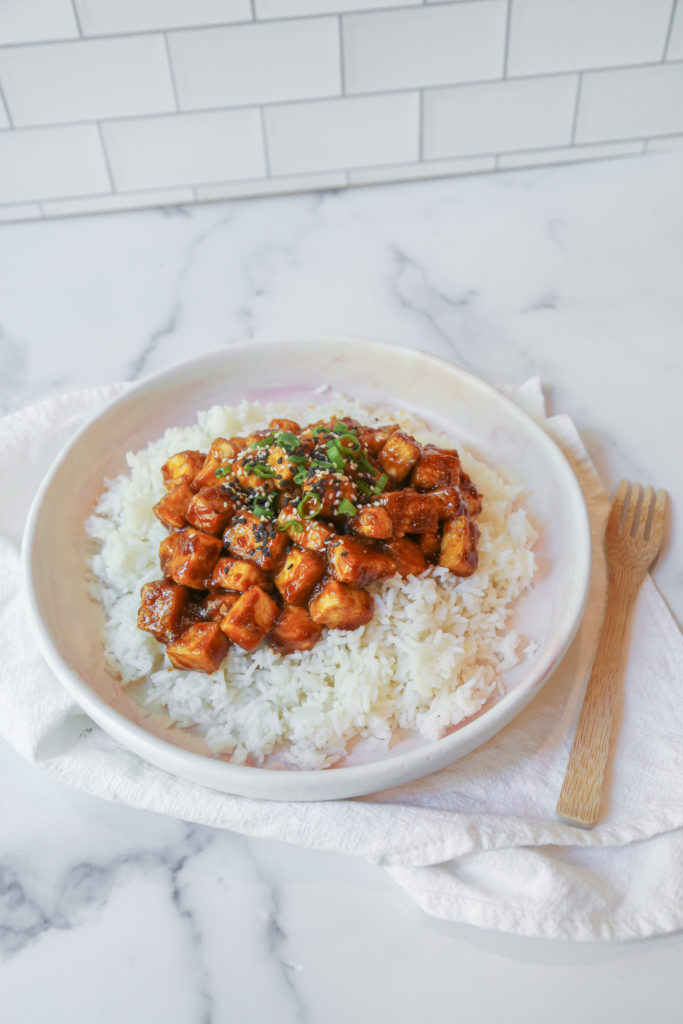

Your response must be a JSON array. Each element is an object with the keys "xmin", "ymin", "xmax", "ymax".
[
  {"xmin": 244, "ymin": 462, "xmax": 275, "ymax": 479},
  {"xmin": 297, "ymin": 493, "xmax": 322, "ymax": 519},
  {"xmin": 337, "ymin": 498, "xmax": 357, "ymax": 516},
  {"xmin": 277, "ymin": 519, "xmax": 304, "ymax": 533},
  {"xmin": 248, "ymin": 434, "xmax": 275, "ymax": 448},
  {"xmin": 215, "ymin": 466, "xmax": 230, "ymax": 478}
]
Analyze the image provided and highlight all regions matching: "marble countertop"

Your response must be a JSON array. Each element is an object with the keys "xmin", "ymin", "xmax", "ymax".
[{"xmin": 2, "ymin": 151, "xmax": 682, "ymax": 1021}]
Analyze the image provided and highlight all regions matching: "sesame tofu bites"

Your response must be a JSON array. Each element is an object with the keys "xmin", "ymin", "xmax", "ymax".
[{"xmin": 137, "ymin": 412, "xmax": 482, "ymax": 672}]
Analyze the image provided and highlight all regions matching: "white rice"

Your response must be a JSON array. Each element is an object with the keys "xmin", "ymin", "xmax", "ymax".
[{"xmin": 86, "ymin": 392, "xmax": 538, "ymax": 769}]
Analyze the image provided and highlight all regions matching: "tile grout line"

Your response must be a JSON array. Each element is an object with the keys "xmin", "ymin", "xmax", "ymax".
[
  {"xmin": 259, "ymin": 106, "xmax": 272, "ymax": 177},
  {"xmin": 162, "ymin": 32, "xmax": 182, "ymax": 111},
  {"xmin": 503, "ymin": 0, "xmax": 513, "ymax": 78},
  {"xmin": 249, "ymin": 0, "xmax": 257, "ymax": 21},
  {"xmin": 0, "ymin": 135, "xmax": 672, "ymax": 219},
  {"xmin": 338, "ymin": 15, "xmax": 346, "ymax": 95},
  {"xmin": 96, "ymin": 121, "xmax": 116, "ymax": 192},
  {"xmin": 0, "ymin": 76, "xmax": 14, "ymax": 128},
  {"xmin": 2, "ymin": 59, "xmax": 681, "ymax": 137},
  {"xmin": 570, "ymin": 73, "xmax": 583, "ymax": 145},
  {"xmin": 70, "ymin": 0, "xmax": 83, "ymax": 37},
  {"xmin": 662, "ymin": 0, "xmax": 678, "ymax": 60},
  {"xmin": 418, "ymin": 89, "xmax": 424, "ymax": 161}
]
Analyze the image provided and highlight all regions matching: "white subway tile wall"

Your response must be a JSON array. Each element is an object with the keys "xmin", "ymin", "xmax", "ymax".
[
  {"xmin": 168, "ymin": 19, "xmax": 341, "ymax": 109},
  {"xmin": 0, "ymin": 0, "xmax": 679, "ymax": 219}
]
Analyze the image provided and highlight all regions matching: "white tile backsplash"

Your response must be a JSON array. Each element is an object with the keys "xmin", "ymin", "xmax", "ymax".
[
  {"xmin": 576, "ymin": 62, "xmax": 683, "ymax": 143},
  {"xmin": 196, "ymin": 171, "xmax": 347, "ymax": 201},
  {"xmin": 0, "ymin": 124, "xmax": 110, "ymax": 203},
  {"xmin": 646, "ymin": 133, "xmax": 683, "ymax": 151},
  {"xmin": 424, "ymin": 75, "xmax": 578, "ymax": 159},
  {"xmin": 667, "ymin": 1, "xmax": 683, "ymax": 61},
  {"xmin": 75, "ymin": 0, "xmax": 252, "ymax": 35},
  {"xmin": 41, "ymin": 187, "xmax": 196, "ymax": 218},
  {"xmin": 0, "ymin": 36, "xmax": 176, "ymax": 127},
  {"xmin": 265, "ymin": 92, "xmax": 419, "ymax": 175},
  {"xmin": 508, "ymin": 0, "xmax": 674, "ymax": 77},
  {"xmin": 497, "ymin": 140, "xmax": 645, "ymax": 169},
  {"xmin": 168, "ymin": 19, "xmax": 340, "ymax": 110},
  {"xmin": 0, "ymin": 1, "xmax": 679, "ymax": 219},
  {"xmin": 343, "ymin": 2, "xmax": 506, "ymax": 94},
  {"xmin": 102, "ymin": 109, "xmax": 266, "ymax": 191},
  {"xmin": 256, "ymin": 0, "xmax": 417, "ymax": 15},
  {"xmin": 0, "ymin": 0, "xmax": 78, "ymax": 46},
  {"xmin": 348, "ymin": 154, "xmax": 496, "ymax": 185}
]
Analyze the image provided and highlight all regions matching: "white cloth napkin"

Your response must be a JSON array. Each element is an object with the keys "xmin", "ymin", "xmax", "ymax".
[{"xmin": 2, "ymin": 380, "xmax": 682, "ymax": 942}]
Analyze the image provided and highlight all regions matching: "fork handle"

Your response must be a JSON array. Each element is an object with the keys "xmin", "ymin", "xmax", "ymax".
[{"xmin": 556, "ymin": 568, "xmax": 638, "ymax": 827}]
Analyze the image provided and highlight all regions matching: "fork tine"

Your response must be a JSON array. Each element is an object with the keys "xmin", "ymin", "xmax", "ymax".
[
  {"xmin": 608, "ymin": 479, "xmax": 629, "ymax": 532},
  {"xmin": 622, "ymin": 482, "xmax": 642, "ymax": 535},
  {"xmin": 635, "ymin": 485, "xmax": 654, "ymax": 539},
  {"xmin": 648, "ymin": 489, "xmax": 668, "ymax": 545}
]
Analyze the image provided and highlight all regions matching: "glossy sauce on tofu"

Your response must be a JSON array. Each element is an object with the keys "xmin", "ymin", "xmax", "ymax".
[{"xmin": 137, "ymin": 415, "xmax": 482, "ymax": 672}]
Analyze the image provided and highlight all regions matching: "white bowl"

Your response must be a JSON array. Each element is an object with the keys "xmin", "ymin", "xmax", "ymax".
[{"xmin": 22, "ymin": 339, "xmax": 591, "ymax": 801}]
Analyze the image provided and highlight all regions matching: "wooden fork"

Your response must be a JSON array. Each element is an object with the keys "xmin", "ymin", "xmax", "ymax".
[{"xmin": 556, "ymin": 480, "xmax": 667, "ymax": 828}]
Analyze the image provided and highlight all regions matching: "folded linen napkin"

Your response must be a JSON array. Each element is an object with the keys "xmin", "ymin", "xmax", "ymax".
[{"xmin": 2, "ymin": 380, "xmax": 682, "ymax": 942}]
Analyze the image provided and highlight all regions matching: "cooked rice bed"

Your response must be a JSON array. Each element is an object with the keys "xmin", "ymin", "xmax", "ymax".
[{"xmin": 86, "ymin": 395, "xmax": 537, "ymax": 769}]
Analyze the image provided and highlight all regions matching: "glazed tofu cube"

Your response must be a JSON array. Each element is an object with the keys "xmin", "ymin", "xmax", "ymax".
[
  {"xmin": 439, "ymin": 515, "xmax": 479, "ymax": 576},
  {"xmin": 268, "ymin": 417, "xmax": 301, "ymax": 433},
  {"xmin": 221, "ymin": 587, "xmax": 279, "ymax": 651},
  {"xmin": 429, "ymin": 487, "xmax": 463, "ymax": 521},
  {"xmin": 411, "ymin": 445, "xmax": 461, "ymax": 490},
  {"xmin": 264, "ymin": 445, "xmax": 298, "ymax": 489},
  {"xmin": 273, "ymin": 548, "xmax": 325, "ymax": 605},
  {"xmin": 159, "ymin": 533, "xmax": 178, "ymax": 576},
  {"xmin": 377, "ymin": 430, "xmax": 421, "ymax": 483},
  {"xmin": 382, "ymin": 538, "xmax": 427, "ymax": 578},
  {"xmin": 228, "ymin": 436, "xmax": 247, "ymax": 453},
  {"xmin": 161, "ymin": 450, "xmax": 206, "ymax": 491},
  {"xmin": 167, "ymin": 621, "xmax": 231, "ymax": 673},
  {"xmin": 268, "ymin": 605, "xmax": 322, "ymax": 654},
  {"xmin": 356, "ymin": 424, "xmax": 397, "ymax": 454},
  {"xmin": 309, "ymin": 581, "xmax": 374, "ymax": 631},
  {"xmin": 301, "ymin": 474, "xmax": 358, "ymax": 519},
  {"xmin": 153, "ymin": 483, "xmax": 194, "ymax": 530},
  {"xmin": 418, "ymin": 532, "xmax": 441, "ymax": 562},
  {"xmin": 193, "ymin": 438, "xmax": 238, "ymax": 490},
  {"xmin": 166, "ymin": 527, "xmax": 224, "ymax": 589},
  {"xmin": 381, "ymin": 489, "xmax": 439, "ymax": 537},
  {"xmin": 459, "ymin": 471, "xmax": 483, "ymax": 516},
  {"xmin": 223, "ymin": 512, "xmax": 288, "ymax": 571},
  {"xmin": 327, "ymin": 536, "xmax": 395, "ymax": 586},
  {"xmin": 186, "ymin": 486, "xmax": 237, "ymax": 536},
  {"xmin": 276, "ymin": 504, "xmax": 334, "ymax": 552},
  {"xmin": 209, "ymin": 556, "xmax": 269, "ymax": 592},
  {"xmin": 199, "ymin": 589, "xmax": 241, "ymax": 622},
  {"xmin": 137, "ymin": 579, "xmax": 189, "ymax": 642},
  {"xmin": 350, "ymin": 505, "xmax": 393, "ymax": 540},
  {"xmin": 233, "ymin": 451, "xmax": 279, "ymax": 493}
]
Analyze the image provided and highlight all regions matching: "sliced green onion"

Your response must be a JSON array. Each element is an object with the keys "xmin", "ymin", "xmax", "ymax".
[
  {"xmin": 288, "ymin": 454, "xmax": 309, "ymax": 465},
  {"xmin": 372, "ymin": 472, "xmax": 388, "ymax": 493},
  {"xmin": 277, "ymin": 519, "xmax": 304, "ymax": 534},
  {"xmin": 252, "ymin": 491, "xmax": 278, "ymax": 518},
  {"xmin": 333, "ymin": 421, "xmax": 354, "ymax": 435},
  {"xmin": 355, "ymin": 479, "xmax": 372, "ymax": 496},
  {"xmin": 297, "ymin": 493, "xmax": 322, "ymax": 519},
  {"xmin": 215, "ymin": 466, "xmax": 230, "ymax": 478},
  {"xmin": 244, "ymin": 462, "xmax": 275, "ymax": 479},
  {"xmin": 312, "ymin": 425, "xmax": 329, "ymax": 437},
  {"xmin": 337, "ymin": 498, "xmax": 358, "ymax": 516},
  {"xmin": 293, "ymin": 468, "xmax": 310, "ymax": 485},
  {"xmin": 248, "ymin": 434, "xmax": 275, "ymax": 449},
  {"xmin": 339, "ymin": 434, "xmax": 361, "ymax": 453},
  {"xmin": 276, "ymin": 431, "xmax": 300, "ymax": 452},
  {"xmin": 325, "ymin": 439, "xmax": 346, "ymax": 472}
]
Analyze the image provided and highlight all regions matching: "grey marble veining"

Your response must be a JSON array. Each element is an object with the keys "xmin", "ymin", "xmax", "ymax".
[{"xmin": 1, "ymin": 151, "xmax": 683, "ymax": 1022}]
